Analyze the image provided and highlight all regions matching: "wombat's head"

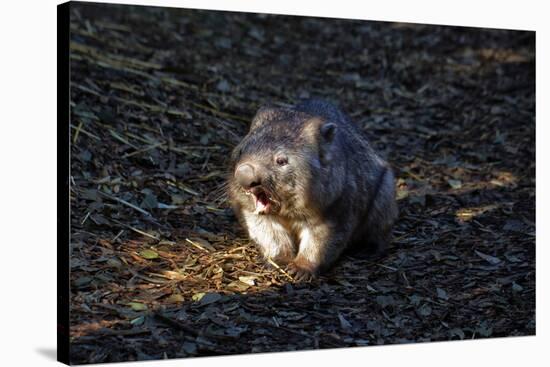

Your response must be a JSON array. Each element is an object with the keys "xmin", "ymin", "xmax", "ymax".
[{"xmin": 228, "ymin": 106, "xmax": 339, "ymax": 217}]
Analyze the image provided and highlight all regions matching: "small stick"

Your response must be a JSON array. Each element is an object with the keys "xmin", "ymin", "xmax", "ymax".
[
  {"xmin": 70, "ymin": 124, "xmax": 100, "ymax": 140},
  {"xmin": 98, "ymin": 191, "xmax": 152, "ymax": 217},
  {"xmin": 109, "ymin": 129, "xmax": 139, "ymax": 149},
  {"xmin": 73, "ymin": 121, "xmax": 84, "ymax": 144},
  {"xmin": 111, "ymin": 219, "xmax": 160, "ymax": 240},
  {"xmin": 111, "ymin": 230, "xmax": 124, "ymax": 242},
  {"xmin": 72, "ymin": 83, "xmax": 103, "ymax": 98},
  {"xmin": 122, "ymin": 142, "xmax": 164, "ymax": 159},
  {"xmin": 267, "ymin": 258, "xmax": 294, "ymax": 281},
  {"xmin": 80, "ymin": 211, "xmax": 91, "ymax": 225},
  {"xmin": 200, "ymin": 152, "xmax": 211, "ymax": 171},
  {"xmin": 126, "ymin": 226, "xmax": 159, "ymax": 240},
  {"xmin": 377, "ymin": 263, "xmax": 398, "ymax": 271},
  {"xmin": 185, "ymin": 238, "xmax": 209, "ymax": 252}
]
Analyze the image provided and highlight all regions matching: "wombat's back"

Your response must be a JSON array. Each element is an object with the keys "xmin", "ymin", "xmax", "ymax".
[
  {"xmin": 297, "ymin": 99, "xmax": 397, "ymax": 244},
  {"xmin": 294, "ymin": 99, "xmax": 351, "ymax": 125}
]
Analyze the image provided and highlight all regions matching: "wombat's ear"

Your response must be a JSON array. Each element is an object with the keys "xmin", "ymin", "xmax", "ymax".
[
  {"xmin": 250, "ymin": 106, "xmax": 279, "ymax": 131},
  {"xmin": 303, "ymin": 118, "xmax": 336, "ymax": 142},
  {"xmin": 303, "ymin": 118, "xmax": 337, "ymax": 165},
  {"xmin": 320, "ymin": 122, "xmax": 337, "ymax": 143},
  {"xmin": 318, "ymin": 121, "xmax": 337, "ymax": 164}
]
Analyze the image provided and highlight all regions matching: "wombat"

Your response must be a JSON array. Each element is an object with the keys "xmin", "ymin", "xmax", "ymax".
[{"xmin": 228, "ymin": 99, "xmax": 398, "ymax": 280}]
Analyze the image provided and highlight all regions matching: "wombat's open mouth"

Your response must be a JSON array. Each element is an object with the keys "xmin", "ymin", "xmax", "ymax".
[{"xmin": 245, "ymin": 188, "xmax": 272, "ymax": 215}]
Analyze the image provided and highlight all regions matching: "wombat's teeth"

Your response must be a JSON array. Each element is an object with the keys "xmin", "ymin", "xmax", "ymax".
[
  {"xmin": 253, "ymin": 192, "xmax": 271, "ymax": 214},
  {"xmin": 254, "ymin": 198, "xmax": 265, "ymax": 213}
]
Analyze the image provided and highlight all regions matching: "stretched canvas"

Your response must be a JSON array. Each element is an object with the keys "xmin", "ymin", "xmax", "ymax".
[{"xmin": 58, "ymin": 1, "xmax": 535, "ymax": 364}]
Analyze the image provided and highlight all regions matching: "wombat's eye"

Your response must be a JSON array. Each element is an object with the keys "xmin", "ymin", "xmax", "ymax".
[{"xmin": 275, "ymin": 156, "xmax": 288, "ymax": 166}]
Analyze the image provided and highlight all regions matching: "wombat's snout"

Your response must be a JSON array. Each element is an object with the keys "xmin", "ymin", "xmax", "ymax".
[{"xmin": 235, "ymin": 163, "xmax": 262, "ymax": 189}]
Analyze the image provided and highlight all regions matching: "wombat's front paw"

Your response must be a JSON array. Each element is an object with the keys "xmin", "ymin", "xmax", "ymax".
[{"xmin": 286, "ymin": 258, "xmax": 318, "ymax": 282}]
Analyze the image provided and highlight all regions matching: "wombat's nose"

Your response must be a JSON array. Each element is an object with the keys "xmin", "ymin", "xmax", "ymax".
[{"xmin": 235, "ymin": 163, "xmax": 261, "ymax": 189}]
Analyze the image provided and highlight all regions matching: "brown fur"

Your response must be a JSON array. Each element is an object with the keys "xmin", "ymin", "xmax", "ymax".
[{"xmin": 228, "ymin": 100, "xmax": 398, "ymax": 280}]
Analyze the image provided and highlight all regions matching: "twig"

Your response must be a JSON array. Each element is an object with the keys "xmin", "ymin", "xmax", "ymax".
[
  {"xmin": 185, "ymin": 238, "xmax": 209, "ymax": 252},
  {"xmin": 81, "ymin": 211, "xmax": 91, "ymax": 225},
  {"xmin": 70, "ymin": 41, "xmax": 164, "ymax": 70},
  {"xmin": 98, "ymin": 191, "xmax": 152, "ymax": 217},
  {"xmin": 377, "ymin": 263, "xmax": 398, "ymax": 271},
  {"xmin": 127, "ymin": 268, "xmax": 168, "ymax": 284},
  {"xmin": 109, "ymin": 129, "xmax": 139, "ymax": 149},
  {"xmin": 73, "ymin": 121, "xmax": 84, "ymax": 144},
  {"xmin": 111, "ymin": 219, "xmax": 160, "ymax": 240},
  {"xmin": 70, "ymin": 124, "xmax": 100, "ymax": 140},
  {"xmin": 267, "ymin": 258, "xmax": 294, "ymax": 281},
  {"xmin": 111, "ymin": 230, "xmax": 124, "ymax": 242},
  {"xmin": 200, "ymin": 152, "xmax": 211, "ymax": 171},
  {"xmin": 122, "ymin": 142, "xmax": 164, "ymax": 159}
]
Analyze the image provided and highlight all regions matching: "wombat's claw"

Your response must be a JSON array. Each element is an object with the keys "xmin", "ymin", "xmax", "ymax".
[{"xmin": 286, "ymin": 262, "xmax": 317, "ymax": 282}]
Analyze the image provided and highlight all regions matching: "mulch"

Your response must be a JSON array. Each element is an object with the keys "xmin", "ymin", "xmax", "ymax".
[{"xmin": 68, "ymin": 2, "xmax": 535, "ymax": 364}]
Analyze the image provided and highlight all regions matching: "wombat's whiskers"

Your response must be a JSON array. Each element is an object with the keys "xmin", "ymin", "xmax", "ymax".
[{"xmin": 209, "ymin": 181, "xmax": 230, "ymax": 204}]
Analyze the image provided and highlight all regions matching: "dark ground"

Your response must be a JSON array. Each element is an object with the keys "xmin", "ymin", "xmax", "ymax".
[{"xmin": 68, "ymin": 2, "xmax": 535, "ymax": 364}]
